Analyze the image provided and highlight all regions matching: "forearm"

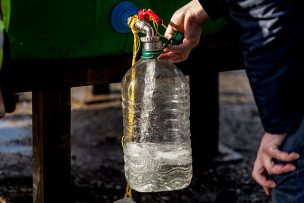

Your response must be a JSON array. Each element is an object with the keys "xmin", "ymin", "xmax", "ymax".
[{"xmin": 230, "ymin": 0, "xmax": 304, "ymax": 134}]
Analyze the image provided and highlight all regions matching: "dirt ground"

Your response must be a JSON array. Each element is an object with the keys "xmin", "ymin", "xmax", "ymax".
[{"xmin": 0, "ymin": 70, "xmax": 271, "ymax": 203}]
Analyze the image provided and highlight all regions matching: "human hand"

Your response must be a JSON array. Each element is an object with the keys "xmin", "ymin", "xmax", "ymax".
[
  {"xmin": 252, "ymin": 132, "xmax": 300, "ymax": 196},
  {"xmin": 158, "ymin": 0, "xmax": 208, "ymax": 63}
]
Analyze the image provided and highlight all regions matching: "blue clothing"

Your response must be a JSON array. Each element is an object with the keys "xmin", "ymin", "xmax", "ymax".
[
  {"xmin": 199, "ymin": 0, "xmax": 304, "ymax": 134},
  {"xmin": 271, "ymin": 116, "xmax": 304, "ymax": 203},
  {"xmin": 199, "ymin": 0, "xmax": 304, "ymax": 202}
]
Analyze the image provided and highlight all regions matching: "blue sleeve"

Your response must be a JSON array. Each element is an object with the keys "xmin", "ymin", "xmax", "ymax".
[{"xmin": 230, "ymin": 0, "xmax": 304, "ymax": 134}]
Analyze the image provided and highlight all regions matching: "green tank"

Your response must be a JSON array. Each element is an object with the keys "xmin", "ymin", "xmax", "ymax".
[{"xmin": 7, "ymin": 0, "xmax": 226, "ymax": 60}]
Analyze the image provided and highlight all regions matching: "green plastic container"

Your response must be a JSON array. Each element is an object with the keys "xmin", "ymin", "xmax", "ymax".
[{"xmin": 8, "ymin": 0, "xmax": 226, "ymax": 60}]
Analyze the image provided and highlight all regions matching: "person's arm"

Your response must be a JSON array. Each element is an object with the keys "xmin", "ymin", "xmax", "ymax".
[
  {"xmin": 236, "ymin": 0, "xmax": 302, "ymax": 195},
  {"xmin": 158, "ymin": 0, "xmax": 208, "ymax": 63},
  {"xmin": 158, "ymin": 0, "xmax": 230, "ymax": 63}
]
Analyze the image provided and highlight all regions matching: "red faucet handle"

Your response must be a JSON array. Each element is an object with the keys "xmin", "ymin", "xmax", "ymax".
[{"xmin": 138, "ymin": 9, "xmax": 163, "ymax": 25}]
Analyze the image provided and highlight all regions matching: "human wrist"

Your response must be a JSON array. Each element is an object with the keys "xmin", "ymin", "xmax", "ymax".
[{"xmin": 192, "ymin": 0, "xmax": 209, "ymax": 25}]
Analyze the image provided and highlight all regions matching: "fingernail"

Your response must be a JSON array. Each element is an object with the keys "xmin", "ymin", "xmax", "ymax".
[{"xmin": 294, "ymin": 153, "xmax": 300, "ymax": 159}]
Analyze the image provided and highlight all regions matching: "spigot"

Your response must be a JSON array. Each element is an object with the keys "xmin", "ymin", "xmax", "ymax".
[{"xmin": 127, "ymin": 17, "xmax": 162, "ymax": 51}]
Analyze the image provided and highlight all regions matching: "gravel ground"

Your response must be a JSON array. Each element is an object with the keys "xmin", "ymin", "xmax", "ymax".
[{"xmin": 0, "ymin": 70, "xmax": 271, "ymax": 203}]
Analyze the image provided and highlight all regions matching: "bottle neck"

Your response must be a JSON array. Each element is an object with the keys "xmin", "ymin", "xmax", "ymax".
[
  {"xmin": 142, "ymin": 49, "xmax": 162, "ymax": 59},
  {"xmin": 141, "ymin": 36, "xmax": 163, "ymax": 59}
]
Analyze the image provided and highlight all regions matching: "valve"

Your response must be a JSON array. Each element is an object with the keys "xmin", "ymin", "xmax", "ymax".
[
  {"xmin": 162, "ymin": 31, "xmax": 184, "ymax": 49},
  {"xmin": 137, "ymin": 9, "xmax": 163, "ymax": 25},
  {"xmin": 111, "ymin": 2, "xmax": 184, "ymax": 51}
]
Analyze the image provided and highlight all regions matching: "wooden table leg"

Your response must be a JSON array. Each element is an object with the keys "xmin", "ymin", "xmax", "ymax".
[{"xmin": 32, "ymin": 87, "xmax": 71, "ymax": 203}]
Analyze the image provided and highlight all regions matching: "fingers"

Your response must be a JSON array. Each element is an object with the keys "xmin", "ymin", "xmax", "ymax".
[
  {"xmin": 252, "ymin": 172, "xmax": 275, "ymax": 196},
  {"xmin": 257, "ymin": 133, "xmax": 300, "ymax": 175},
  {"xmin": 252, "ymin": 160, "xmax": 276, "ymax": 188},
  {"xmin": 164, "ymin": 23, "xmax": 177, "ymax": 40},
  {"xmin": 262, "ymin": 157, "xmax": 296, "ymax": 175},
  {"xmin": 159, "ymin": 38, "xmax": 194, "ymax": 60},
  {"xmin": 164, "ymin": 21, "xmax": 183, "ymax": 39},
  {"xmin": 252, "ymin": 149, "xmax": 298, "ymax": 197},
  {"xmin": 268, "ymin": 147, "xmax": 300, "ymax": 162},
  {"xmin": 164, "ymin": 7, "xmax": 186, "ymax": 39},
  {"xmin": 159, "ymin": 40, "xmax": 192, "ymax": 63},
  {"xmin": 252, "ymin": 160, "xmax": 276, "ymax": 196},
  {"xmin": 268, "ymin": 163, "xmax": 296, "ymax": 175},
  {"xmin": 255, "ymin": 175, "xmax": 276, "ymax": 191},
  {"xmin": 161, "ymin": 2, "xmax": 205, "ymax": 63},
  {"xmin": 158, "ymin": 50, "xmax": 188, "ymax": 63},
  {"xmin": 262, "ymin": 147, "xmax": 299, "ymax": 175},
  {"xmin": 262, "ymin": 156, "xmax": 297, "ymax": 175},
  {"xmin": 252, "ymin": 132, "xmax": 301, "ymax": 196},
  {"xmin": 263, "ymin": 186, "xmax": 271, "ymax": 196}
]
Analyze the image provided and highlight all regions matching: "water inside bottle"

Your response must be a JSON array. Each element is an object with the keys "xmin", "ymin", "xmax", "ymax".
[{"xmin": 123, "ymin": 142, "xmax": 192, "ymax": 192}]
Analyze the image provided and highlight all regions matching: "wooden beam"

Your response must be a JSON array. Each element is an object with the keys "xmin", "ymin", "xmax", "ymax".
[{"xmin": 32, "ymin": 87, "xmax": 71, "ymax": 203}]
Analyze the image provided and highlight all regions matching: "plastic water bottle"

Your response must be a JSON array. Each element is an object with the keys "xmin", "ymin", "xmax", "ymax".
[{"xmin": 121, "ymin": 34, "xmax": 192, "ymax": 192}]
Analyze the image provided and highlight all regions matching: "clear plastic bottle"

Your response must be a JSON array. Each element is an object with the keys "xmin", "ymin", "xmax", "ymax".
[{"xmin": 121, "ymin": 34, "xmax": 192, "ymax": 192}]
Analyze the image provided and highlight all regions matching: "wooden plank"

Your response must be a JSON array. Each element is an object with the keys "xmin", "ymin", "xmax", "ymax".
[
  {"xmin": 32, "ymin": 87, "xmax": 71, "ymax": 203},
  {"xmin": 4, "ymin": 35, "xmax": 243, "ymax": 93},
  {"xmin": 6, "ymin": 55, "xmax": 131, "ymax": 93}
]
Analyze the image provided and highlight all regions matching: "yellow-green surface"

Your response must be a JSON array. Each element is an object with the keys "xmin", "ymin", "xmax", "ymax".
[{"xmin": 8, "ymin": 0, "xmax": 226, "ymax": 59}]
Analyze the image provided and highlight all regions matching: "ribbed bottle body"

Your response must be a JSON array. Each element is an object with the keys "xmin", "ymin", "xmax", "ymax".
[{"xmin": 121, "ymin": 58, "xmax": 192, "ymax": 192}]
